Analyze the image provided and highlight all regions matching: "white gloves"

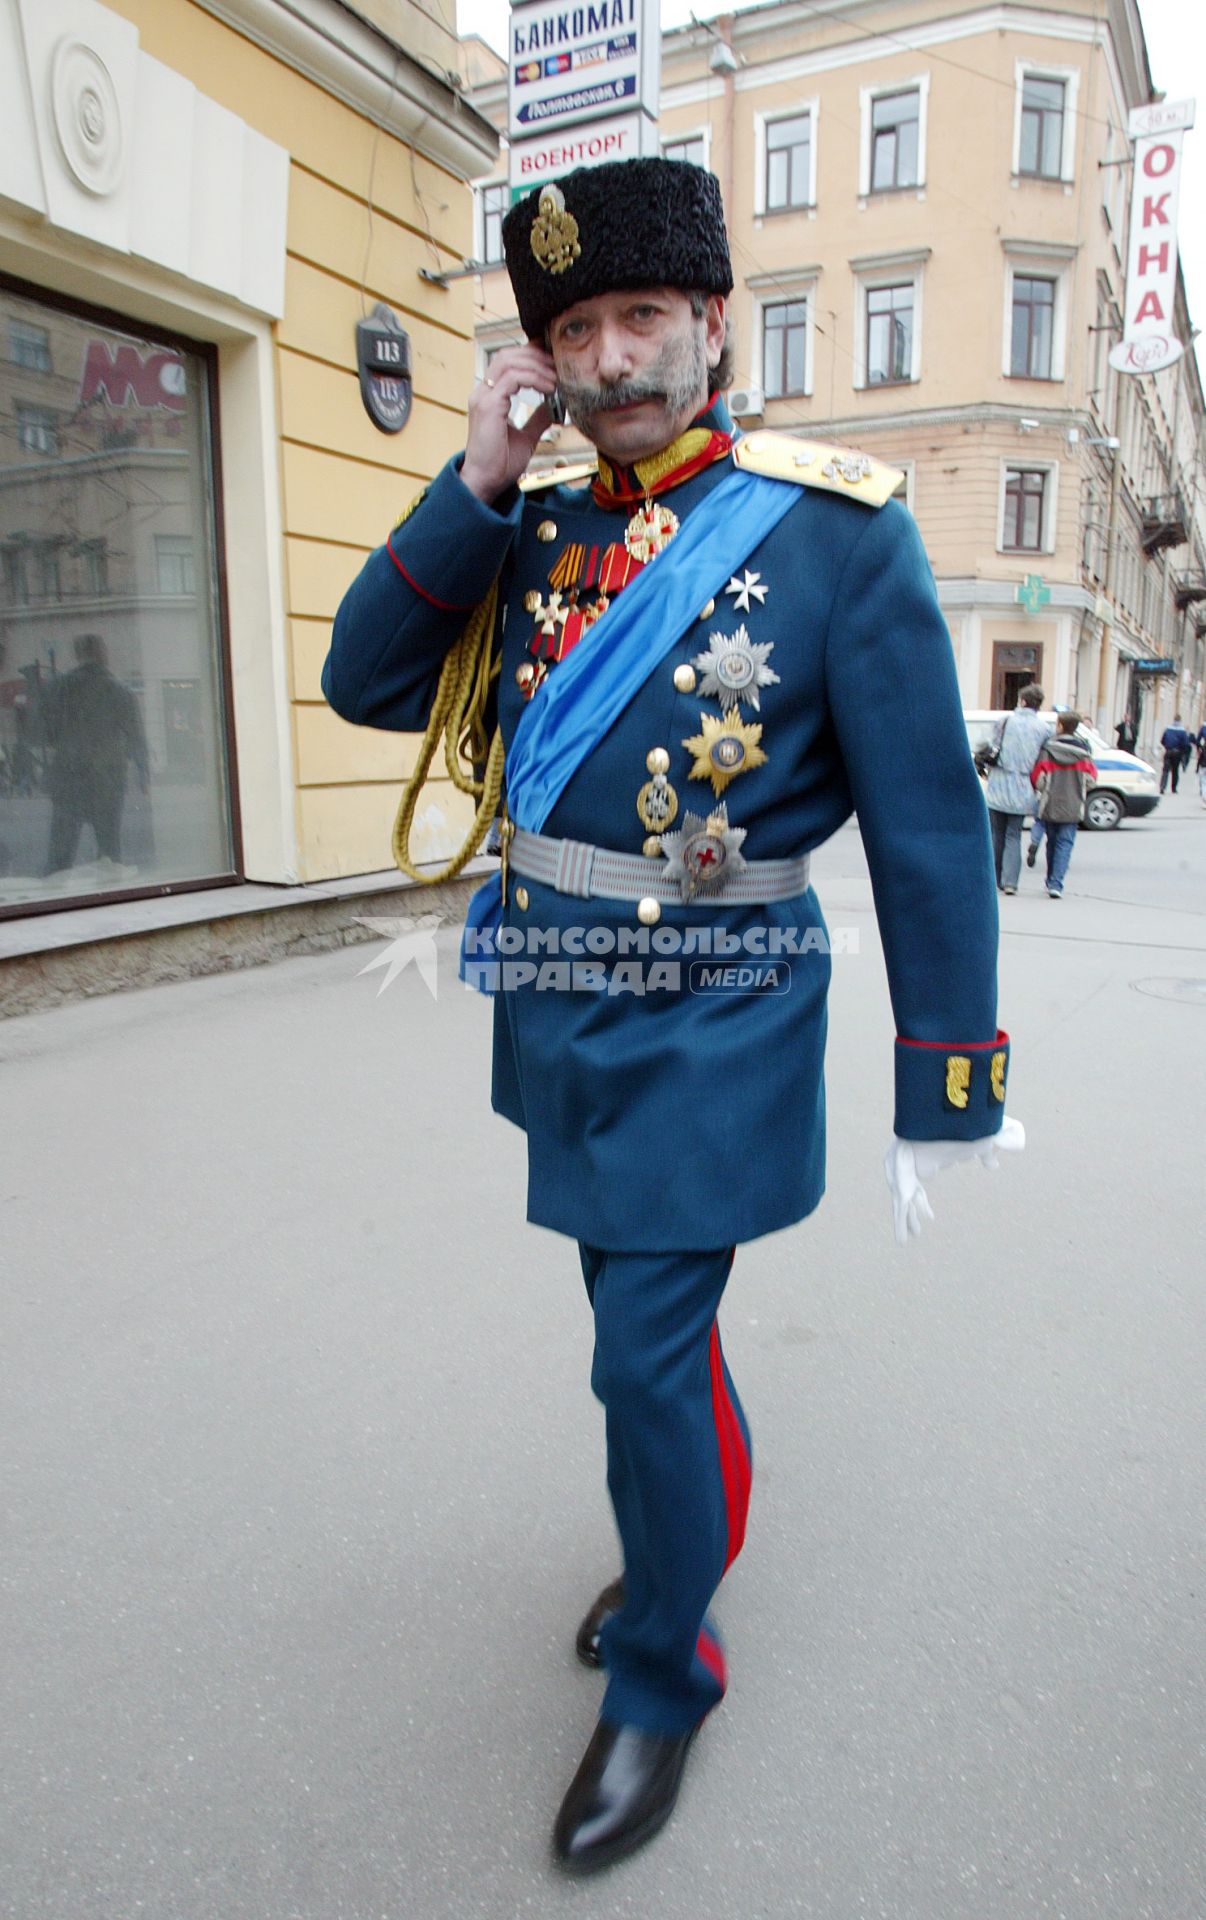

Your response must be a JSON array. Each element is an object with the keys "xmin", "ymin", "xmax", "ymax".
[{"xmin": 884, "ymin": 1116, "xmax": 1026, "ymax": 1246}]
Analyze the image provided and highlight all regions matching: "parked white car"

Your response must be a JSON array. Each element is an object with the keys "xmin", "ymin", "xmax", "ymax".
[{"xmin": 963, "ymin": 711, "xmax": 1160, "ymax": 830}]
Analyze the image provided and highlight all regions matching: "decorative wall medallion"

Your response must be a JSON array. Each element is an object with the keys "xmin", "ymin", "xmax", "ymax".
[{"xmin": 51, "ymin": 37, "xmax": 124, "ymax": 197}]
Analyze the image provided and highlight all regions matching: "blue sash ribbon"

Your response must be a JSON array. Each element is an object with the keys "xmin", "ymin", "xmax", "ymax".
[{"xmin": 461, "ymin": 463, "xmax": 798, "ymax": 990}]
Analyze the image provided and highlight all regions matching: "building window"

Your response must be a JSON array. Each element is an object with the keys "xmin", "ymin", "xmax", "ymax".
[
  {"xmin": 1019, "ymin": 75, "xmax": 1065, "ymax": 178},
  {"xmin": 1010, "ymin": 276, "xmax": 1056, "ymax": 377},
  {"xmin": 33, "ymin": 542, "xmax": 62, "ymax": 601},
  {"xmin": 16, "ymin": 404, "xmax": 59, "ymax": 455},
  {"xmin": 663, "ymin": 135, "xmax": 706, "ymax": 168},
  {"xmin": 866, "ymin": 284, "xmax": 914, "ymax": 384},
  {"xmin": 10, "ymin": 319, "xmax": 51, "ymax": 372},
  {"xmin": 0, "ymin": 284, "xmax": 236, "ymax": 917},
  {"xmin": 1003, "ymin": 468, "xmax": 1048, "ymax": 551},
  {"xmin": 156, "ymin": 535, "xmax": 196, "ymax": 596},
  {"xmin": 765, "ymin": 114, "xmax": 812, "ymax": 210},
  {"xmin": 2, "ymin": 546, "xmax": 29, "ymax": 605},
  {"xmin": 870, "ymin": 90, "xmax": 920, "ymax": 191},
  {"xmin": 79, "ymin": 540, "xmax": 108, "ymax": 598},
  {"xmin": 478, "ymin": 182, "xmax": 507, "ymax": 267},
  {"xmin": 762, "ymin": 300, "xmax": 808, "ymax": 398}
]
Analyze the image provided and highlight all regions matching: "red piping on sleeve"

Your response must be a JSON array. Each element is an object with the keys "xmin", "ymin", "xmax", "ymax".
[
  {"xmin": 897, "ymin": 1029, "xmax": 1009, "ymax": 1051},
  {"xmin": 385, "ymin": 533, "xmax": 477, "ymax": 612}
]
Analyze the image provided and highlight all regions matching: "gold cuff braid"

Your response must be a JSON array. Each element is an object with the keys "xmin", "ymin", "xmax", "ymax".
[{"xmin": 388, "ymin": 490, "xmax": 505, "ymax": 884}]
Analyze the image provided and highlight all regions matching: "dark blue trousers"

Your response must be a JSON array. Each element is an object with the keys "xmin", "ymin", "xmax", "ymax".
[{"xmin": 579, "ymin": 1244, "xmax": 753, "ymax": 1736}]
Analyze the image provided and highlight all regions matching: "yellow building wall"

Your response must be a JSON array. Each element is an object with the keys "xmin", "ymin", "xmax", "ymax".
[{"xmin": 104, "ymin": 0, "xmax": 482, "ymax": 881}]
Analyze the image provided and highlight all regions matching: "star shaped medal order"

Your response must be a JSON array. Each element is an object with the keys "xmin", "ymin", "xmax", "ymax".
[
  {"xmin": 693, "ymin": 625, "xmax": 780, "ymax": 713},
  {"xmin": 682, "ymin": 711, "xmax": 768, "ymax": 798},
  {"xmin": 659, "ymin": 806, "xmax": 747, "ymax": 901}
]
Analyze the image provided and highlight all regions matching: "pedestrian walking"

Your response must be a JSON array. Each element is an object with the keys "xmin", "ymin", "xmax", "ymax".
[
  {"xmin": 1159, "ymin": 716, "xmax": 1190, "ymax": 792},
  {"xmin": 983, "ymin": 685, "xmax": 1049, "ymax": 892},
  {"xmin": 1029, "ymin": 713, "xmax": 1096, "ymax": 897},
  {"xmin": 324, "ymin": 157, "xmax": 1023, "ymax": 1874},
  {"xmin": 1115, "ymin": 715, "xmax": 1136, "ymax": 752}
]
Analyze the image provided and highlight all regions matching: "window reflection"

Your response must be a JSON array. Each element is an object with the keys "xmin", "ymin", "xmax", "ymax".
[{"xmin": 0, "ymin": 286, "xmax": 235, "ymax": 912}]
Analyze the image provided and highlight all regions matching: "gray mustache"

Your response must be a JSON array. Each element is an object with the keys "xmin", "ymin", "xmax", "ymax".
[{"xmin": 562, "ymin": 380, "xmax": 663, "ymax": 412}]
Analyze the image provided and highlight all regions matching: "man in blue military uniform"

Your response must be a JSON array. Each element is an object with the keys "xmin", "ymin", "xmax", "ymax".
[{"xmin": 324, "ymin": 159, "xmax": 1022, "ymax": 1874}]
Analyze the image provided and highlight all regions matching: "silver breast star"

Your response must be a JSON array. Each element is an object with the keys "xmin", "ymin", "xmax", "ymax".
[
  {"xmin": 659, "ymin": 806, "xmax": 748, "ymax": 901},
  {"xmin": 692, "ymin": 624, "xmax": 780, "ymax": 712},
  {"xmin": 725, "ymin": 569, "xmax": 768, "ymax": 613}
]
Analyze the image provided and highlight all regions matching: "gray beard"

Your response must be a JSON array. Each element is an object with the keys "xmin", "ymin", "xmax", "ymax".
[{"xmin": 558, "ymin": 327, "xmax": 709, "ymax": 446}]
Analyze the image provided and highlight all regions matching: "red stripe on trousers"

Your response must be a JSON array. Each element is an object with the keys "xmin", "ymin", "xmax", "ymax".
[
  {"xmin": 695, "ymin": 1625, "xmax": 727, "ymax": 1692},
  {"xmin": 708, "ymin": 1321, "xmax": 752, "ymax": 1573}
]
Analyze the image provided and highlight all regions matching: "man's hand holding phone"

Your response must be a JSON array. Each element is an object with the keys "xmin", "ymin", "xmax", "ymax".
[{"xmin": 460, "ymin": 343, "xmax": 559, "ymax": 505}]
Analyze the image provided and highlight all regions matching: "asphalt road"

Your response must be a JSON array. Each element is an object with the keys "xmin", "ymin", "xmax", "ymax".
[{"xmin": 1, "ymin": 786, "xmax": 1204, "ymax": 1920}]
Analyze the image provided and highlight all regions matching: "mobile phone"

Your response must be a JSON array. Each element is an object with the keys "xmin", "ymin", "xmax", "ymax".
[{"xmin": 548, "ymin": 386, "xmax": 567, "ymax": 426}]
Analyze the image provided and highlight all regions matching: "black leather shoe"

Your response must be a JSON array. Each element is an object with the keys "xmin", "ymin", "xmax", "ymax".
[
  {"xmin": 574, "ymin": 1578, "xmax": 624, "ymax": 1668},
  {"xmin": 553, "ymin": 1717, "xmax": 700, "ymax": 1874}
]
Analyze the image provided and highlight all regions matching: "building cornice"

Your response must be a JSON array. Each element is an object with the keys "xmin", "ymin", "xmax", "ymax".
[
  {"xmin": 936, "ymin": 577, "xmax": 1093, "ymax": 612},
  {"xmin": 192, "ymin": 0, "xmax": 498, "ymax": 181}
]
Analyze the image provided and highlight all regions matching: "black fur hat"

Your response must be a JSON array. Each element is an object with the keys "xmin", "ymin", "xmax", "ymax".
[{"xmin": 502, "ymin": 158, "xmax": 733, "ymax": 339}]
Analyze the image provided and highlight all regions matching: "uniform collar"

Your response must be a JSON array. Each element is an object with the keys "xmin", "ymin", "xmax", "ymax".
[{"xmin": 592, "ymin": 394, "xmax": 734, "ymax": 508}]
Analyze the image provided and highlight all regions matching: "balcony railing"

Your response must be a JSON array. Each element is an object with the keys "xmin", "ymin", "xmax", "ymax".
[
  {"xmin": 1173, "ymin": 569, "xmax": 1206, "ymax": 610},
  {"xmin": 1141, "ymin": 492, "xmax": 1189, "ymax": 555}
]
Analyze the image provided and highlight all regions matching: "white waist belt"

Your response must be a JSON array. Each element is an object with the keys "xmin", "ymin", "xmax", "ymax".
[{"xmin": 509, "ymin": 826, "xmax": 811, "ymax": 906}]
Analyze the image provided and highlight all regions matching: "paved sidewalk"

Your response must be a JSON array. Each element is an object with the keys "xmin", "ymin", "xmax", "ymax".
[{"xmin": 2, "ymin": 820, "xmax": 1204, "ymax": 1919}]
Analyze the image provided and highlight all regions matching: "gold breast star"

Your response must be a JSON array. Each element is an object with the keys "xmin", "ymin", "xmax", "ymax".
[
  {"xmin": 682, "ymin": 711, "xmax": 768, "ymax": 797},
  {"xmin": 725, "ymin": 569, "xmax": 768, "ymax": 613}
]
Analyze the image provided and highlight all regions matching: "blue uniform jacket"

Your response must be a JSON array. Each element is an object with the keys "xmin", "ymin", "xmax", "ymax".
[{"xmin": 324, "ymin": 403, "xmax": 1007, "ymax": 1251}]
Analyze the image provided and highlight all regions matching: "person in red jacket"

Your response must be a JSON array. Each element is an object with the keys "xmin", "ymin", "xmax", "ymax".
[{"xmin": 1029, "ymin": 712, "xmax": 1096, "ymax": 898}]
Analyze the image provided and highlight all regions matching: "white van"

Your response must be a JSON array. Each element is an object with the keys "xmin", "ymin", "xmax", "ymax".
[{"xmin": 963, "ymin": 712, "xmax": 1160, "ymax": 830}]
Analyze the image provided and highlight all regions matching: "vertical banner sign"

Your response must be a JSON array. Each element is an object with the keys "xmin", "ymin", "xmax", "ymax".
[
  {"xmin": 507, "ymin": 0, "xmax": 662, "ymax": 197},
  {"xmin": 1111, "ymin": 98, "xmax": 1196, "ymax": 376}
]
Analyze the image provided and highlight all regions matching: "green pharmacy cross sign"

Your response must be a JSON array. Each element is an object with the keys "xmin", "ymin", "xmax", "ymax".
[{"xmin": 1016, "ymin": 574, "xmax": 1051, "ymax": 614}]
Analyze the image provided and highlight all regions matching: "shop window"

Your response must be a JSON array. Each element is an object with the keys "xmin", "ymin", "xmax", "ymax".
[{"xmin": 0, "ymin": 280, "xmax": 236, "ymax": 916}]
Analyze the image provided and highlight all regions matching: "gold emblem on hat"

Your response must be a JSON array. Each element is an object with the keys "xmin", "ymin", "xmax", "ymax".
[
  {"xmin": 682, "ymin": 712, "xmax": 767, "ymax": 798},
  {"xmin": 530, "ymin": 185, "xmax": 582, "ymax": 276},
  {"xmin": 990, "ymin": 1050, "xmax": 1007, "ymax": 1103}
]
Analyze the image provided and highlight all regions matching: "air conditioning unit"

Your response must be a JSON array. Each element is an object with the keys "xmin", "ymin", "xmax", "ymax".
[{"xmin": 728, "ymin": 386, "xmax": 765, "ymax": 419}]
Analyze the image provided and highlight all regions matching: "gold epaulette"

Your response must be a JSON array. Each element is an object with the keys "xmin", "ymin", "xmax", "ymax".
[
  {"xmin": 733, "ymin": 431, "xmax": 903, "ymax": 507},
  {"xmin": 520, "ymin": 459, "xmax": 598, "ymax": 492}
]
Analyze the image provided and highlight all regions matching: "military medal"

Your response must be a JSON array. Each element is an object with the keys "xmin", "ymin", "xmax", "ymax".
[
  {"xmin": 636, "ymin": 746, "xmax": 678, "ymax": 833},
  {"xmin": 693, "ymin": 626, "xmax": 780, "ymax": 713},
  {"xmin": 683, "ymin": 711, "xmax": 768, "ymax": 797},
  {"xmin": 515, "ymin": 658, "xmax": 549, "ymax": 700},
  {"xmin": 725, "ymin": 569, "xmax": 768, "ymax": 613},
  {"xmin": 625, "ymin": 500, "xmax": 679, "ymax": 563},
  {"xmin": 659, "ymin": 805, "xmax": 747, "ymax": 901}
]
